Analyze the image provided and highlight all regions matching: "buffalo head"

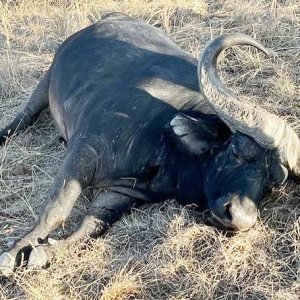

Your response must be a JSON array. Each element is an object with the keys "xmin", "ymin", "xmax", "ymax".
[{"xmin": 195, "ymin": 34, "xmax": 299, "ymax": 231}]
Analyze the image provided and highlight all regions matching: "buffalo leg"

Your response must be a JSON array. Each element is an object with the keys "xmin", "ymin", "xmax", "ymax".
[
  {"xmin": 0, "ymin": 142, "xmax": 96, "ymax": 275},
  {"xmin": 26, "ymin": 191, "xmax": 137, "ymax": 269},
  {"xmin": 0, "ymin": 70, "xmax": 50, "ymax": 144}
]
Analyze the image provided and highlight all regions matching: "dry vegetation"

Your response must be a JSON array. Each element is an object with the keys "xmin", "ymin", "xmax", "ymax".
[{"xmin": 0, "ymin": 0, "xmax": 299, "ymax": 299}]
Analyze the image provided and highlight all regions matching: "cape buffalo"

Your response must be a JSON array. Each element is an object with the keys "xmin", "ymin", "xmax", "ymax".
[{"xmin": 1, "ymin": 12, "xmax": 299, "ymax": 275}]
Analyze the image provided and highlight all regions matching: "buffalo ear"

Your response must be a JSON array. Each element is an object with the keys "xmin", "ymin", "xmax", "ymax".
[
  {"xmin": 270, "ymin": 163, "xmax": 288, "ymax": 185},
  {"xmin": 170, "ymin": 113, "xmax": 222, "ymax": 156}
]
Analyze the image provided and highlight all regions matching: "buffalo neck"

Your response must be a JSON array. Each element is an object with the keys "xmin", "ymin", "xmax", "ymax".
[{"xmin": 160, "ymin": 141, "xmax": 208, "ymax": 210}]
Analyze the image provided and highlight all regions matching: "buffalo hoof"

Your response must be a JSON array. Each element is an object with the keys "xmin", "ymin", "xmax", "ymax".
[
  {"xmin": 0, "ymin": 252, "xmax": 15, "ymax": 276},
  {"xmin": 27, "ymin": 245, "xmax": 54, "ymax": 270}
]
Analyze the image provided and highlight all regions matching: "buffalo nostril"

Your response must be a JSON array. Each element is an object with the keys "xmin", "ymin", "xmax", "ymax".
[{"xmin": 224, "ymin": 202, "xmax": 232, "ymax": 221}]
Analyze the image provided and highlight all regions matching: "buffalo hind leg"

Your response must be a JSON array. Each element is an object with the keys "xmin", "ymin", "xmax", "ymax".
[
  {"xmin": 26, "ymin": 191, "xmax": 137, "ymax": 269},
  {"xmin": 0, "ymin": 70, "xmax": 51, "ymax": 144},
  {"xmin": 0, "ymin": 142, "xmax": 96, "ymax": 276}
]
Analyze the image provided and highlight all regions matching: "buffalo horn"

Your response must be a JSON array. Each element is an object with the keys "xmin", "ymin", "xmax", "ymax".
[{"xmin": 197, "ymin": 34, "xmax": 300, "ymax": 176}]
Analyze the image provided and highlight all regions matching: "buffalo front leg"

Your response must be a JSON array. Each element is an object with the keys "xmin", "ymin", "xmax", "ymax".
[
  {"xmin": 0, "ymin": 70, "xmax": 51, "ymax": 144},
  {"xmin": 0, "ymin": 143, "xmax": 95, "ymax": 276},
  {"xmin": 26, "ymin": 191, "xmax": 137, "ymax": 269}
]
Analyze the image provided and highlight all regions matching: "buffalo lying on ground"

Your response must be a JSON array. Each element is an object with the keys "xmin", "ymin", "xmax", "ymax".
[{"xmin": 0, "ymin": 12, "xmax": 299, "ymax": 275}]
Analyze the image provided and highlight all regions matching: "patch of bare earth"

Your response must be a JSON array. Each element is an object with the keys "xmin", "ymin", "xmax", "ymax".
[{"xmin": 0, "ymin": 0, "xmax": 299, "ymax": 299}]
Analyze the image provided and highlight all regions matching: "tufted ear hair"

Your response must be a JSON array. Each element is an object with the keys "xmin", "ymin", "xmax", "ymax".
[{"xmin": 169, "ymin": 113, "xmax": 227, "ymax": 156}]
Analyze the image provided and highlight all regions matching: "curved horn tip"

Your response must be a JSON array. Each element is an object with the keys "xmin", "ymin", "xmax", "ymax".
[
  {"xmin": 205, "ymin": 33, "xmax": 269, "ymax": 58},
  {"xmin": 197, "ymin": 32, "xmax": 273, "ymax": 149}
]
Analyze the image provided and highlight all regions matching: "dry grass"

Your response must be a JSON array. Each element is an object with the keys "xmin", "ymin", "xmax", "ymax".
[{"xmin": 0, "ymin": 0, "xmax": 299, "ymax": 299}]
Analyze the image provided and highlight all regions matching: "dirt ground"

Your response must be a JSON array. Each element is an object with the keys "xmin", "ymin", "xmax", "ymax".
[{"xmin": 0, "ymin": 0, "xmax": 299, "ymax": 299}]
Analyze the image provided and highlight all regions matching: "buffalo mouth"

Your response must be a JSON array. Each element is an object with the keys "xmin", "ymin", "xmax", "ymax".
[
  {"xmin": 209, "ymin": 195, "xmax": 258, "ymax": 232},
  {"xmin": 210, "ymin": 211, "xmax": 257, "ymax": 232},
  {"xmin": 210, "ymin": 211, "xmax": 250, "ymax": 232}
]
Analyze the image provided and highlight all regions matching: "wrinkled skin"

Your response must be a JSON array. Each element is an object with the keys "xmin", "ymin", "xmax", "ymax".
[{"xmin": 0, "ymin": 13, "xmax": 289, "ymax": 275}]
